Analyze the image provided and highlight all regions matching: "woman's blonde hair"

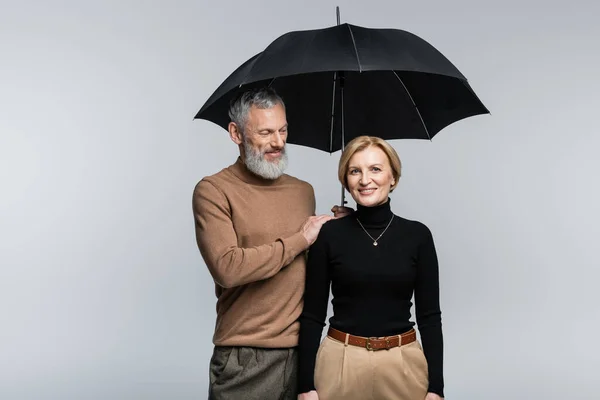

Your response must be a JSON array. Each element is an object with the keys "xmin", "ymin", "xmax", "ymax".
[{"xmin": 338, "ymin": 136, "xmax": 402, "ymax": 191}]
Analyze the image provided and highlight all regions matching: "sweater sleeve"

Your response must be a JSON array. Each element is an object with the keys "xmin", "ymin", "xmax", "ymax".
[
  {"xmin": 192, "ymin": 179, "xmax": 309, "ymax": 288},
  {"xmin": 297, "ymin": 228, "xmax": 331, "ymax": 394},
  {"xmin": 414, "ymin": 224, "xmax": 444, "ymax": 397}
]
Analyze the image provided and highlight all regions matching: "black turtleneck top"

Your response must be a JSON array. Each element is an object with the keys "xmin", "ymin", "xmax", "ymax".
[{"xmin": 297, "ymin": 199, "xmax": 444, "ymax": 397}]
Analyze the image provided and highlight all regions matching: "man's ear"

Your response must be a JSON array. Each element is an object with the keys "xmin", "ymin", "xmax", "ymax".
[{"xmin": 228, "ymin": 122, "xmax": 243, "ymax": 145}]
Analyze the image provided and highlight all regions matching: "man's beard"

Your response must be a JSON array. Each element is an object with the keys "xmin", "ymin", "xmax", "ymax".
[{"xmin": 242, "ymin": 139, "xmax": 288, "ymax": 180}]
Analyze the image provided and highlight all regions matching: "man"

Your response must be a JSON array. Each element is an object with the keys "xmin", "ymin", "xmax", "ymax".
[{"xmin": 193, "ymin": 87, "xmax": 346, "ymax": 399}]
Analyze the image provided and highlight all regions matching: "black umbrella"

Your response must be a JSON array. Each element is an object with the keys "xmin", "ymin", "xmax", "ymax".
[
  {"xmin": 195, "ymin": 10, "xmax": 489, "ymax": 202},
  {"xmin": 195, "ymin": 19, "xmax": 488, "ymax": 152}
]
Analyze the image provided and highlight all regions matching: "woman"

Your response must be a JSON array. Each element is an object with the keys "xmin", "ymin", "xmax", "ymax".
[{"xmin": 297, "ymin": 136, "xmax": 444, "ymax": 400}]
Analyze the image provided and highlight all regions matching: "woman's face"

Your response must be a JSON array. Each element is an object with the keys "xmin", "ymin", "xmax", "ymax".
[{"xmin": 346, "ymin": 146, "xmax": 395, "ymax": 207}]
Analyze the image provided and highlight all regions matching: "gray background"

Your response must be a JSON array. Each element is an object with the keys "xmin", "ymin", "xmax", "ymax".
[{"xmin": 1, "ymin": 0, "xmax": 599, "ymax": 398}]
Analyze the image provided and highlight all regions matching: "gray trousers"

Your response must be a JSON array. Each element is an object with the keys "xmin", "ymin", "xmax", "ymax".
[{"xmin": 208, "ymin": 346, "xmax": 298, "ymax": 400}]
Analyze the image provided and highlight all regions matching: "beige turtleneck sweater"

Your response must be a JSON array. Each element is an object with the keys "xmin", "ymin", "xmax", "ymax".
[{"xmin": 193, "ymin": 157, "xmax": 315, "ymax": 348}]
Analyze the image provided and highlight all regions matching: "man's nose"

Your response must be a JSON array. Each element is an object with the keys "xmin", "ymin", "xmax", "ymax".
[{"xmin": 271, "ymin": 132, "xmax": 285, "ymax": 148}]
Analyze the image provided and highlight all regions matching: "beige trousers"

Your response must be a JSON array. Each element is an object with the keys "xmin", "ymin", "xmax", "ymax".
[{"xmin": 314, "ymin": 335, "xmax": 429, "ymax": 400}]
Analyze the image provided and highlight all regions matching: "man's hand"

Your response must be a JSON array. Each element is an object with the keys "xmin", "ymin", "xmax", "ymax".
[
  {"xmin": 425, "ymin": 392, "xmax": 443, "ymax": 400},
  {"xmin": 298, "ymin": 390, "xmax": 319, "ymax": 400},
  {"xmin": 301, "ymin": 215, "xmax": 333, "ymax": 246},
  {"xmin": 331, "ymin": 205, "xmax": 354, "ymax": 219}
]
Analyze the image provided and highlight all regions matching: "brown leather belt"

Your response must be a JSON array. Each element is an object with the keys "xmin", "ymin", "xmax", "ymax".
[{"xmin": 327, "ymin": 327, "xmax": 416, "ymax": 351}]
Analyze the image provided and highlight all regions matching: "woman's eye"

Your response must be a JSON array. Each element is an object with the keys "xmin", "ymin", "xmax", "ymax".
[{"xmin": 372, "ymin": 167, "xmax": 381, "ymax": 172}]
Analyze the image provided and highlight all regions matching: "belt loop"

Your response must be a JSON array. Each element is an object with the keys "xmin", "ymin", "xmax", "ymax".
[
  {"xmin": 398, "ymin": 334, "xmax": 403, "ymax": 346},
  {"xmin": 344, "ymin": 333, "xmax": 349, "ymax": 347}
]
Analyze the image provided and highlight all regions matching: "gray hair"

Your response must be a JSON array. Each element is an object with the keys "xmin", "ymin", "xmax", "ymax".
[{"xmin": 228, "ymin": 87, "xmax": 285, "ymax": 133}]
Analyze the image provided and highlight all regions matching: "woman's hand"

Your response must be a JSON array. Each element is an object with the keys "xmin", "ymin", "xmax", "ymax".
[
  {"xmin": 425, "ymin": 392, "xmax": 443, "ymax": 400},
  {"xmin": 298, "ymin": 390, "xmax": 319, "ymax": 400}
]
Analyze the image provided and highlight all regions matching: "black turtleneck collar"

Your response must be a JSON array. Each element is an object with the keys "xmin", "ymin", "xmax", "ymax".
[{"xmin": 355, "ymin": 198, "xmax": 394, "ymax": 228}]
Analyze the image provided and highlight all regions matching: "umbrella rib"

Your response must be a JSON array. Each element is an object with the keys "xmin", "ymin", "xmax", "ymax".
[
  {"xmin": 392, "ymin": 71, "xmax": 431, "ymax": 140},
  {"xmin": 346, "ymin": 25, "xmax": 363, "ymax": 72}
]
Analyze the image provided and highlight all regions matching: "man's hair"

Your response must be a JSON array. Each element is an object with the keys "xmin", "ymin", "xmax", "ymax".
[
  {"xmin": 338, "ymin": 135, "xmax": 402, "ymax": 192},
  {"xmin": 228, "ymin": 87, "xmax": 285, "ymax": 133}
]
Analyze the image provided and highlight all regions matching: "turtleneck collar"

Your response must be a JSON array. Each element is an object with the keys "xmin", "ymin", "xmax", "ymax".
[
  {"xmin": 227, "ymin": 157, "xmax": 284, "ymax": 186},
  {"xmin": 355, "ymin": 198, "xmax": 394, "ymax": 228}
]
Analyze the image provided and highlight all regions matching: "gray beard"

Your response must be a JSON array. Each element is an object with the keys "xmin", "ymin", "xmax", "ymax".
[{"xmin": 243, "ymin": 140, "xmax": 288, "ymax": 180}]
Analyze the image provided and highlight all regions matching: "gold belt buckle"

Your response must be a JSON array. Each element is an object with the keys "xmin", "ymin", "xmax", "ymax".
[{"xmin": 365, "ymin": 337, "xmax": 391, "ymax": 351}]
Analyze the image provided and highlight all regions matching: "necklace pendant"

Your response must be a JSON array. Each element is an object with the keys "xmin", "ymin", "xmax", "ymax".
[{"xmin": 373, "ymin": 241, "xmax": 378, "ymax": 246}]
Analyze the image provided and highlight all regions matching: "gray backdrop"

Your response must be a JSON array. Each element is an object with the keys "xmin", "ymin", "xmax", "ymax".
[{"xmin": 1, "ymin": 0, "xmax": 599, "ymax": 398}]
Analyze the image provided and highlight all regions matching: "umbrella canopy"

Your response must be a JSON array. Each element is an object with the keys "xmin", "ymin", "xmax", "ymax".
[{"xmin": 195, "ymin": 22, "xmax": 489, "ymax": 153}]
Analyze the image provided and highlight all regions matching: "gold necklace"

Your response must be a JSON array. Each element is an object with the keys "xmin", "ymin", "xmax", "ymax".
[{"xmin": 356, "ymin": 215, "xmax": 394, "ymax": 246}]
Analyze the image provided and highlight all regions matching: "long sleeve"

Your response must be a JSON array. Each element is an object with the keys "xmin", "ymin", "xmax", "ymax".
[
  {"xmin": 414, "ymin": 225, "xmax": 444, "ymax": 397},
  {"xmin": 297, "ymin": 229, "xmax": 331, "ymax": 394},
  {"xmin": 193, "ymin": 179, "xmax": 309, "ymax": 288}
]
